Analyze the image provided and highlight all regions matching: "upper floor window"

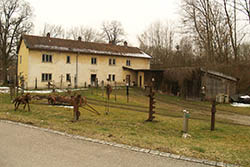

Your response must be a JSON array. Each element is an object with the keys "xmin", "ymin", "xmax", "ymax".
[
  {"xmin": 109, "ymin": 58, "xmax": 116, "ymax": 65},
  {"xmin": 42, "ymin": 73, "xmax": 52, "ymax": 82},
  {"xmin": 42, "ymin": 54, "xmax": 52, "ymax": 63},
  {"xmin": 91, "ymin": 57, "xmax": 97, "ymax": 65},
  {"xmin": 126, "ymin": 60, "xmax": 131, "ymax": 66},
  {"xmin": 66, "ymin": 56, "xmax": 71, "ymax": 64}
]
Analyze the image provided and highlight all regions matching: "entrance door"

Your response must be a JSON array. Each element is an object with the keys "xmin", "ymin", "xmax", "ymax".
[
  {"xmin": 91, "ymin": 74, "xmax": 96, "ymax": 86},
  {"xmin": 139, "ymin": 76, "xmax": 142, "ymax": 87}
]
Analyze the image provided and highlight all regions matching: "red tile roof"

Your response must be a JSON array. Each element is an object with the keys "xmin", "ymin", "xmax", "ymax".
[{"xmin": 21, "ymin": 34, "xmax": 151, "ymax": 59}]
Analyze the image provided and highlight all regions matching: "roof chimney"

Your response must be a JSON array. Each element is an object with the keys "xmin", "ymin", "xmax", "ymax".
[
  {"xmin": 78, "ymin": 36, "xmax": 82, "ymax": 41},
  {"xmin": 124, "ymin": 41, "xmax": 128, "ymax": 47},
  {"xmin": 46, "ymin": 32, "xmax": 50, "ymax": 38}
]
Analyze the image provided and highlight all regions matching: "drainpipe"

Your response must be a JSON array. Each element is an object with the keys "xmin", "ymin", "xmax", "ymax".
[{"xmin": 75, "ymin": 52, "xmax": 79, "ymax": 88}]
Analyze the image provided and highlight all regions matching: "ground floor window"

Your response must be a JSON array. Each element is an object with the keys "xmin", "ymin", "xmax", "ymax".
[
  {"xmin": 66, "ymin": 74, "xmax": 71, "ymax": 82},
  {"xmin": 108, "ymin": 74, "xmax": 115, "ymax": 81},
  {"xmin": 42, "ymin": 73, "xmax": 52, "ymax": 82}
]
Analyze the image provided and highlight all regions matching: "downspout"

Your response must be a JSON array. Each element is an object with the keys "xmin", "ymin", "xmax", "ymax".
[{"xmin": 75, "ymin": 52, "xmax": 79, "ymax": 88}]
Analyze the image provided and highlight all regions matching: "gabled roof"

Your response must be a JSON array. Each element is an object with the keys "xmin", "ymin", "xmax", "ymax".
[
  {"xmin": 21, "ymin": 34, "xmax": 151, "ymax": 59},
  {"xmin": 163, "ymin": 67, "xmax": 237, "ymax": 82},
  {"xmin": 200, "ymin": 68, "xmax": 237, "ymax": 82}
]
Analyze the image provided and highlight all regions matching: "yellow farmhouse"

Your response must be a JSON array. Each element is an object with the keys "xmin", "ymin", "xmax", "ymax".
[{"xmin": 17, "ymin": 34, "xmax": 151, "ymax": 89}]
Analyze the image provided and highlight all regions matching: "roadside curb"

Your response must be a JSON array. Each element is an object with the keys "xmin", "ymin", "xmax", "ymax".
[{"xmin": 1, "ymin": 120, "xmax": 240, "ymax": 167}]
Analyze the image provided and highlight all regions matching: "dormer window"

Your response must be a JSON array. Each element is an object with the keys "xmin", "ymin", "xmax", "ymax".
[{"xmin": 42, "ymin": 54, "xmax": 52, "ymax": 63}]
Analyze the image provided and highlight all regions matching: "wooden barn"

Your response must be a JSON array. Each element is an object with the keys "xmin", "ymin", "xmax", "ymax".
[{"xmin": 161, "ymin": 67, "xmax": 237, "ymax": 100}]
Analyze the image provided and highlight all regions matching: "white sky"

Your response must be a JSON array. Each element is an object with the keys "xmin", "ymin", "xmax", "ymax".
[{"xmin": 26, "ymin": 0, "xmax": 181, "ymax": 46}]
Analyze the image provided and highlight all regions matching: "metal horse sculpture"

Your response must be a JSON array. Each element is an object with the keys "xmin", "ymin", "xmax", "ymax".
[{"xmin": 13, "ymin": 93, "xmax": 31, "ymax": 111}]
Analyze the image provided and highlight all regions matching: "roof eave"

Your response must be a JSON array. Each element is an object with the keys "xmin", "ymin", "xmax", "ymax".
[{"xmin": 28, "ymin": 47, "xmax": 151, "ymax": 59}]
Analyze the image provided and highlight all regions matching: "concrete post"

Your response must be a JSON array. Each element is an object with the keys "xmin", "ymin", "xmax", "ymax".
[{"xmin": 183, "ymin": 110, "xmax": 190, "ymax": 133}]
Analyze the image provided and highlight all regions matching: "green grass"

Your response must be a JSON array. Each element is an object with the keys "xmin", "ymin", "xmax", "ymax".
[{"xmin": 0, "ymin": 88, "xmax": 250, "ymax": 166}]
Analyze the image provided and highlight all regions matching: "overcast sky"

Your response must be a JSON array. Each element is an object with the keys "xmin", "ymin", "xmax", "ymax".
[{"xmin": 26, "ymin": 0, "xmax": 181, "ymax": 46}]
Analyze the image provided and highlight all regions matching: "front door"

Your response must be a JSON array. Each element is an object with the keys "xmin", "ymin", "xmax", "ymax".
[
  {"xmin": 139, "ymin": 76, "xmax": 142, "ymax": 87},
  {"xmin": 91, "ymin": 74, "xmax": 96, "ymax": 86}
]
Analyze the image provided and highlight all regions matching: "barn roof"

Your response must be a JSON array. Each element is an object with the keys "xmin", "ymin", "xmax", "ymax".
[
  {"xmin": 200, "ymin": 68, "xmax": 237, "ymax": 82},
  {"xmin": 163, "ymin": 67, "xmax": 237, "ymax": 82},
  {"xmin": 21, "ymin": 34, "xmax": 152, "ymax": 59}
]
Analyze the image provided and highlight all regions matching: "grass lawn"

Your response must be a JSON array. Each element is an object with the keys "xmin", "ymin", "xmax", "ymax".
[{"xmin": 0, "ymin": 88, "xmax": 250, "ymax": 166}]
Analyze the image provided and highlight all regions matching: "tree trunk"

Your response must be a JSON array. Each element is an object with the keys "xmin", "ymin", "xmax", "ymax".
[{"xmin": 2, "ymin": 59, "xmax": 8, "ymax": 85}]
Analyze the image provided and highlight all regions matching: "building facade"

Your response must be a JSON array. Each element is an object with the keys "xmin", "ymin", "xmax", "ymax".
[{"xmin": 17, "ymin": 34, "xmax": 151, "ymax": 89}]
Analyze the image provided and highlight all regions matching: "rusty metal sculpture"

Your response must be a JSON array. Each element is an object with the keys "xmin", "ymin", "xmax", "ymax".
[
  {"xmin": 211, "ymin": 99, "xmax": 217, "ymax": 131},
  {"xmin": 13, "ymin": 93, "xmax": 31, "ymax": 111},
  {"xmin": 146, "ymin": 86, "xmax": 156, "ymax": 121},
  {"xmin": 73, "ymin": 95, "xmax": 82, "ymax": 121},
  {"xmin": 106, "ymin": 84, "xmax": 112, "ymax": 100},
  {"xmin": 48, "ymin": 95, "xmax": 73, "ymax": 105},
  {"xmin": 47, "ymin": 94, "xmax": 100, "ymax": 121},
  {"xmin": 105, "ymin": 84, "xmax": 112, "ymax": 115}
]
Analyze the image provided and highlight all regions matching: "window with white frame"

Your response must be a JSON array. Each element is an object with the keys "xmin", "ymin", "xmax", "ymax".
[
  {"xmin": 91, "ymin": 57, "xmax": 97, "ymax": 65},
  {"xmin": 41, "ymin": 73, "xmax": 52, "ymax": 82},
  {"xmin": 126, "ymin": 60, "xmax": 131, "ymax": 66},
  {"xmin": 109, "ymin": 58, "xmax": 116, "ymax": 65},
  {"xmin": 42, "ymin": 54, "xmax": 52, "ymax": 63},
  {"xmin": 108, "ymin": 74, "xmax": 115, "ymax": 81}
]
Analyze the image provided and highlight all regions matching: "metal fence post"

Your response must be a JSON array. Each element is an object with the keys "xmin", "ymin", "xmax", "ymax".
[
  {"xmin": 183, "ymin": 110, "xmax": 190, "ymax": 133},
  {"xmin": 211, "ymin": 100, "xmax": 217, "ymax": 131}
]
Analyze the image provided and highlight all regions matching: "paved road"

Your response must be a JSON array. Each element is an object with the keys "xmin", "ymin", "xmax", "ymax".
[{"xmin": 0, "ymin": 121, "xmax": 209, "ymax": 167}]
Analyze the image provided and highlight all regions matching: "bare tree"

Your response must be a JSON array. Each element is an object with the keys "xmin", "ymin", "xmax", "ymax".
[
  {"xmin": 176, "ymin": 36, "xmax": 195, "ymax": 66},
  {"xmin": 182, "ymin": 0, "xmax": 233, "ymax": 64},
  {"xmin": 101, "ymin": 20, "xmax": 125, "ymax": 45},
  {"xmin": 0, "ymin": 0, "xmax": 33, "ymax": 85},
  {"xmin": 138, "ymin": 21, "xmax": 175, "ymax": 67},
  {"xmin": 66, "ymin": 26, "xmax": 103, "ymax": 42},
  {"xmin": 238, "ymin": 42, "xmax": 250, "ymax": 61},
  {"xmin": 222, "ymin": 0, "xmax": 239, "ymax": 62},
  {"xmin": 41, "ymin": 23, "xmax": 65, "ymax": 38},
  {"xmin": 237, "ymin": 0, "xmax": 250, "ymax": 22}
]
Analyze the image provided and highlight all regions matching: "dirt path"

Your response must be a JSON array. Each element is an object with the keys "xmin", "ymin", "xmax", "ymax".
[{"xmin": 217, "ymin": 113, "xmax": 250, "ymax": 126}]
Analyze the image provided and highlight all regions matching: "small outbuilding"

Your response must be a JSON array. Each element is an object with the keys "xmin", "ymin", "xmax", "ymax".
[{"xmin": 161, "ymin": 67, "xmax": 237, "ymax": 100}]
